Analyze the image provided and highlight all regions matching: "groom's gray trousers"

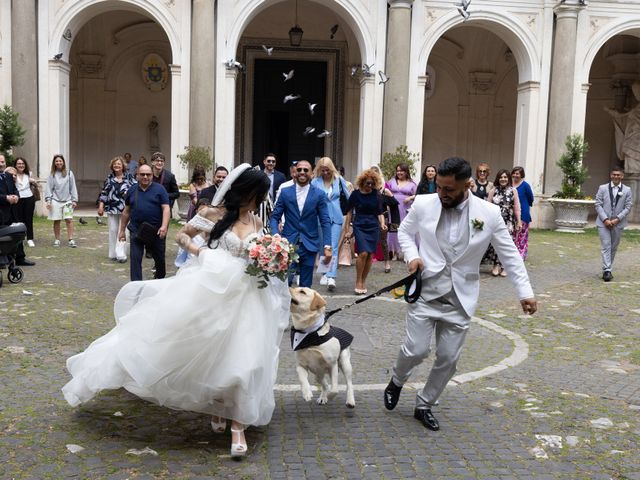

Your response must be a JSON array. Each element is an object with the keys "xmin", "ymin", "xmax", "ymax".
[
  {"xmin": 597, "ymin": 225, "xmax": 623, "ymax": 272},
  {"xmin": 392, "ymin": 293, "xmax": 470, "ymax": 409}
]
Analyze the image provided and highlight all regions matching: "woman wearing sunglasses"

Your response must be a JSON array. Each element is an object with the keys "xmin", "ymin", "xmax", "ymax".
[{"xmin": 339, "ymin": 169, "xmax": 387, "ymax": 294}]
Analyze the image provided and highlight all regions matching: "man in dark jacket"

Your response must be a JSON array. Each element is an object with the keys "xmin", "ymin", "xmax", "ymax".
[
  {"xmin": 150, "ymin": 151, "xmax": 179, "ymax": 209},
  {"xmin": 0, "ymin": 170, "xmax": 35, "ymax": 266}
]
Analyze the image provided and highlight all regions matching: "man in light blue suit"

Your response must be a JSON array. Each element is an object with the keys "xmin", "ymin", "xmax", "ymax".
[
  {"xmin": 595, "ymin": 167, "xmax": 633, "ymax": 282},
  {"xmin": 270, "ymin": 160, "xmax": 332, "ymax": 287}
]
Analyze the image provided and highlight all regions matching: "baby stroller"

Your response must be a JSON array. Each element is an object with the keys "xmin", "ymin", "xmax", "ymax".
[{"xmin": 0, "ymin": 223, "xmax": 26, "ymax": 288}]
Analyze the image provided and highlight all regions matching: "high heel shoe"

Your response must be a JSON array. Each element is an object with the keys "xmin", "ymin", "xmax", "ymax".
[
  {"xmin": 210, "ymin": 416, "xmax": 226, "ymax": 434},
  {"xmin": 491, "ymin": 266, "xmax": 500, "ymax": 277},
  {"xmin": 384, "ymin": 263, "xmax": 391, "ymax": 273},
  {"xmin": 230, "ymin": 427, "xmax": 247, "ymax": 458}
]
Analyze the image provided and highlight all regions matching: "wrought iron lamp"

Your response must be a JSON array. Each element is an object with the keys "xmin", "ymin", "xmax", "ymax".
[{"xmin": 288, "ymin": 0, "xmax": 303, "ymax": 47}]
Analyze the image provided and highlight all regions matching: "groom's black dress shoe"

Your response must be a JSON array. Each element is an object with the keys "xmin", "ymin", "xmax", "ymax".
[
  {"xmin": 383, "ymin": 380, "xmax": 402, "ymax": 410},
  {"xmin": 414, "ymin": 408, "xmax": 440, "ymax": 431},
  {"xmin": 603, "ymin": 271, "xmax": 613, "ymax": 282}
]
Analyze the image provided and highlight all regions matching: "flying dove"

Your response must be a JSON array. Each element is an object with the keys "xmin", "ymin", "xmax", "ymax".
[
  {"xmin": 283, "ymin": 69, "xmax": 295, "ymax": 82},
  {"xmin": 362, "ymin": 64, "xmax": 375, "ymax": 76},
  {"xmin": 378, "ymin": 71, "xmax": 390, "ymax": 85},
  {"xmin": 284, "ymin": 94, "xmax": 301, "ymax": 104},
  {"xmin": 457, "ymin": 6, "xmax": 470, "ymax": 20}
]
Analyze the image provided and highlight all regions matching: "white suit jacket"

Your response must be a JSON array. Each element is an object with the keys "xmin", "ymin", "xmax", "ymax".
[{"xmin": 398, "ymin": 193, "xmax": 534, "ymax": 317}]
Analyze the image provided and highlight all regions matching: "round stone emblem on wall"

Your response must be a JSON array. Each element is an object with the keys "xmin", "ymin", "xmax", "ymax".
[{"xmin": 142, "ymin": 53, "xmax": 169, "ymax": 91}]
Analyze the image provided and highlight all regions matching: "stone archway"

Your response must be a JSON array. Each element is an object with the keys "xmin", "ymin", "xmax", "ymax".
[
  {"xmin": 215, "ymin": 0, "xmax": 386, "ymax": 175},
  {"xmin": 582, "ymin": 31, "xmax": 640, "ymax": 223},
  {"xmin": 408, "ymin": 7, "xmax": 545, "ymax": 191},
  {"xmin": 38, "ymin": 0, "xmax": 190, "ymax": 188}
]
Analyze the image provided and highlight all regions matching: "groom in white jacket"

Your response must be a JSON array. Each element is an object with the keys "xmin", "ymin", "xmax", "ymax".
[{"xmin": 383, "ymin": 157, "xmax": 537, "ymax": 431}]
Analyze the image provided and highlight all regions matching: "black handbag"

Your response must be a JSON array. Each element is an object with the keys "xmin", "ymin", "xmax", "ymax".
[
  {"xmin": 136, "ymin": 221, "xmax": 158, "ymax": 245},
  {"xmin": 338, "ymin": 180, "xmax": 349, "ymax": 215}
]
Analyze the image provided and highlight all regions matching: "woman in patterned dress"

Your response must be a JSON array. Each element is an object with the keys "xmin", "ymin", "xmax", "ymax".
[{"xmin": 487, "ymin": 169, "xmax": 522, "ymax": 276}]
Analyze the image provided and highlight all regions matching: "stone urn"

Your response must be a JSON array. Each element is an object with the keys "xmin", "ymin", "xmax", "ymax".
[
  {"xmin": 547, "ymin": 198, "xmax": 595, "ymax": 233},
  {"xmin": 176, "ymin": 189, "xmax": 191, "ymax": 220}
]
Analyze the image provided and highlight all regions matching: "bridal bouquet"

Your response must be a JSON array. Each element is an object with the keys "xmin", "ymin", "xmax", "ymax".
[{"xmin": 245, "ymin": 234, "xmax": 298, "ymax": 288}]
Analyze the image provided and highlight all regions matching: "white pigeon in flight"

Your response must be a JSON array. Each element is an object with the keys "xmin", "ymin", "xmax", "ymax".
[
  {"xmin": 283, "ymin": 94, "xmax": 301, "ymax": 104},
  {"xmin": 283, "ymin": 69, "xmax": 295, "ymax": 82}
]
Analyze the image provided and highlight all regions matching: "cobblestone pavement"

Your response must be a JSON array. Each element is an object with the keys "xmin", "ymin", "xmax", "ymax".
[{"xmin": 1, "ymin": 218, "xmax": 639, "ymax": 479}]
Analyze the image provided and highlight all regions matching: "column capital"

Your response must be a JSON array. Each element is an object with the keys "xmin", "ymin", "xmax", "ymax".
[
  {"xmin": 553, "ymin": 1, "xmax": 586, "ymax": 19},
  {"xmin": 169, "ymin": 64, "xmax": 182, "ymax": 75},
  {"xmin": 388, "ymin": 0, "xmax": 413, "ymax": 9},
  {"xmin": 517, "ymin": 80, "xmax": 541, "ymax": 93},
  {"xmin": 48, "ymin": 60, "xmax": 72, "ymax": 75}
]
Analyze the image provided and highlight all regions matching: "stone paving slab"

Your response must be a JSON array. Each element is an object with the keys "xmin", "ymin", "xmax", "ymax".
[{"xmin": 0, "ymin": 220, "xmax": 639, "ymax": 479}]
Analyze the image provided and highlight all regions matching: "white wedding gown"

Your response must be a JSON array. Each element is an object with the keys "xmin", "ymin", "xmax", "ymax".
[{"xmin": 62, "ymin": 217, "xmax": 290, "ymax": 426}]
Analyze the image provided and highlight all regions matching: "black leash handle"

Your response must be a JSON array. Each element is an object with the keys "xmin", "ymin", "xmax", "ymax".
[{"xmin": 325, "ymin": 268, "xmax": 422, "ymax": 320}]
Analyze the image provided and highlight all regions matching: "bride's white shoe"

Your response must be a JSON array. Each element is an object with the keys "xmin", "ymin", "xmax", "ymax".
[
  {"xmin": 210, "ymin": 416, "xmax": 226, "ymax": 434},
  {"xmin": 230, "ymin": 427, "xmax": 247, "ymax": 458}
]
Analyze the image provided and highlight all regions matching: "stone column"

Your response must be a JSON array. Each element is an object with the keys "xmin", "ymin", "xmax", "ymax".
[
  {"xmin": 543, "ymin": 1, "xmax": 585, "ymax": 195},
  {"xmin": 381, "ymin": 0, "xmax": 413, "ymax": 156},
  {"xmin": 189, "ymin": 0, "xmax": 215, "ymax": 151},
  {"xmin": 11, "ymin": 0, "xmax": 38, "ymax": 169}
]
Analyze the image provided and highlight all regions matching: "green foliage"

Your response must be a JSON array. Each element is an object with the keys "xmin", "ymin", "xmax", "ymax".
[
  {"xmin": 553, "ymin": 134, "xmax": 589, "ymax": 199},
  {"xmin": 0, "ymin": 105, "xmax": 27, "ymax": 164},
  {"xmin": 379, "ymin": 145, "xmax": 419, "ymax": 181},
  {"xmin": 177, "ymin": 145, "xmax": 214, "ymax": 173}
]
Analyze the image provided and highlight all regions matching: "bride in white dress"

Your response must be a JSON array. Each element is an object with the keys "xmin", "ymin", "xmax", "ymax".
[{"xmin": 62, "ymin": 164, "xmax": 290, "ymax": 458}]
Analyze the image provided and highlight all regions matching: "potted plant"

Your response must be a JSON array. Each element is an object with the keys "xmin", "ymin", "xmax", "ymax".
[
  {"xmin": 176, "ymin": 145, "xmax": 214, "ymax": 220},
  {"xmin": 548, "ymin": 134, "xmax": 595, "ymax": 233},
  {"xmin": 379, "ymin": 145, "xmax": 419, "ymax": 181}
]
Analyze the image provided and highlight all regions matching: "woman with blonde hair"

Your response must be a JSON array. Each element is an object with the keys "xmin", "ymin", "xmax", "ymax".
[
  {"xmin": 97, "ymin": 156, "xmax": 137, "ymax": 261},
  {"xmin": 339, "ymin": 169, "xmax": 387, "ymax": 294},
  {"xmin": 44, "ymin": 154, "xmax": 78, "ymax": 247},
  {"xmin": 311, "ymin": 157, "xmax": 350, "ymax": 291}
]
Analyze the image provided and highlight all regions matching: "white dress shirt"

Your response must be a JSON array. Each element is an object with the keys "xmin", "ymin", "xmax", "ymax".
[
  {"xmin": 296, "ymin": 183, "xmax": 310, "ymax": 213},
  {"xmin": 441, "ymin": 196, "xmax": 470, "ymax": 246}
]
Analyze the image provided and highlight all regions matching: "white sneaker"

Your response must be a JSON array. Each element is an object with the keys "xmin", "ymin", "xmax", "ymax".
[
  {"xmin": 319, "ymin": 274, "xmax": 328, "ymax": 286},
  {"xmin": 68, "ymin": 239, "xmax": 77, "ymax": 248},
  {"xmin": 27, "ymin": 240, "xmax": 35, "ymax": 247},
  {"xmin": 327, "ymin": 278, "xmax": 336, "ymax": 292},
  {"xmin": 53, "ymin": 239, "xmax": 60, "ymax": 247}
]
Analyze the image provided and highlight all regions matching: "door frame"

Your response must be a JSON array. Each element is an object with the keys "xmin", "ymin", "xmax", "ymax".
[{"xmin": 237, "ymin": 38, "xmax": 346, "ymax": 166}]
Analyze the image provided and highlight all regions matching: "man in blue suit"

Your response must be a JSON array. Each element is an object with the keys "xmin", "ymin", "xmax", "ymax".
[
  {"xmin": 263, "ymin": 153, "xmax": 286, "ymax": 201},
  {"xmin": 270, "ymin": 160, "xmax": 332, "ymax": 288}
]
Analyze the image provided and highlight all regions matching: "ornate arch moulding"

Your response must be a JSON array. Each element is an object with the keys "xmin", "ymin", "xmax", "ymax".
[
  {"xmin": 417, "ymin": 7, "xmax": 542, "ymax": 84},
  {"xmin": 580, "ymin": 16, "xmax": 640, "ymax": 85},
  {"xmin": 49, "ymin": 0, "xmax": 182, "ymax": 64},
  {"xmin": 223, "ymin": 0, "xmax": 377, "ymax": 66}
]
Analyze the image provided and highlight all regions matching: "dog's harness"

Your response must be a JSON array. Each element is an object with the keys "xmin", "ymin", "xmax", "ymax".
[
  {"xmin": 324, "ymin": 269, "xmax": 423, "ymax": 320},
  {"xmin": 290, "ymin": 316, "xmax": 354, "ymax": 351}
]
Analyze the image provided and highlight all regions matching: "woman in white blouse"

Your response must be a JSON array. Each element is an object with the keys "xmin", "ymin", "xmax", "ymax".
[{"xmin": 14, "ymin": 157, "xmax": 37, "ymax": 247}]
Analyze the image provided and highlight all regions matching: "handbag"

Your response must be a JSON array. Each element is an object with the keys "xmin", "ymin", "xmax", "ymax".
[
  {"xmin": 30, "ymin": 181, "xmax": 41, "ymax": 201},
  {"xmin": 115, "ymin": 240, "xmax": 127, "ymax": 261},
  {"xmin": 338, "ymin": 180, "xmax": 349, "ymax": 215},
  {"xmin": 136, "ymin": 222, "xmax": 158, "ymax": 245}
]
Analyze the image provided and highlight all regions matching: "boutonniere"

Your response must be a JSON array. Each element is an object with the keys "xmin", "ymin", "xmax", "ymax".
[
  {"xmin": 471, "ymin": 218, "xmax": 484, "ymax": 231},
  {"xmin": 616, "ymin": 191, "xmax": 622, "ymax": 197}
]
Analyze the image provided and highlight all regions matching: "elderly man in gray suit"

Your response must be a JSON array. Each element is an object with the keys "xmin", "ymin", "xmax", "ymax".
[
  {"xmin": 383, "ymin": 157, "xmax": 537, "ymax": 431},
  {"xmin": 595, "ymin": 167, "xmax": 633, "ymax": 282}
]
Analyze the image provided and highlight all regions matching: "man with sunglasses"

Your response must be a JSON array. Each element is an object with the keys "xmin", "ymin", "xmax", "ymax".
[
  {"xmin": 263, "ymin": 153, "xmax": 286, "ymax": 201},
  {"xmin": 119, "ymin": 164, "xmax": 170, "ymax": 281},
  {"xmin": 270, "ymin": 160, "xmax": 332, "ymax": 288}
]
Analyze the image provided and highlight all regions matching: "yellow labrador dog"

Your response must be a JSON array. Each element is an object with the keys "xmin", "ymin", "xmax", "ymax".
[{"xmin": 289, "ymin": 287, "xmax": 355, "ymax": 408}]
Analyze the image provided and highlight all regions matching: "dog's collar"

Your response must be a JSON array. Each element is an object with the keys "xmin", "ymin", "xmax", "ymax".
[{"xmin": 291, "ymin": 315, "xmax": 326, "ymax": 350}]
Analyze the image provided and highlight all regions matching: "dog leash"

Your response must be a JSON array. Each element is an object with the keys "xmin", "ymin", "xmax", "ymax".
[{"xmin": 324, "ymin": 268, "xmax": 422, "ymax": 320}]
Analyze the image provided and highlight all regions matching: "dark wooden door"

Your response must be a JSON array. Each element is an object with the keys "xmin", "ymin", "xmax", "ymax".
[{"xmin": 253, "ymin": 59, "xmax": 327, "ymax": 175}]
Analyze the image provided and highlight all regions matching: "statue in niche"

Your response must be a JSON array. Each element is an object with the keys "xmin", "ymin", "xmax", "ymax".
[
  {"xmin": 148, "ymin": 116, "xmax": 160, "ymax": 152},
  {"xmin": 605, "ymin": 81, "xmax": 640, "ymax": 174}
]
